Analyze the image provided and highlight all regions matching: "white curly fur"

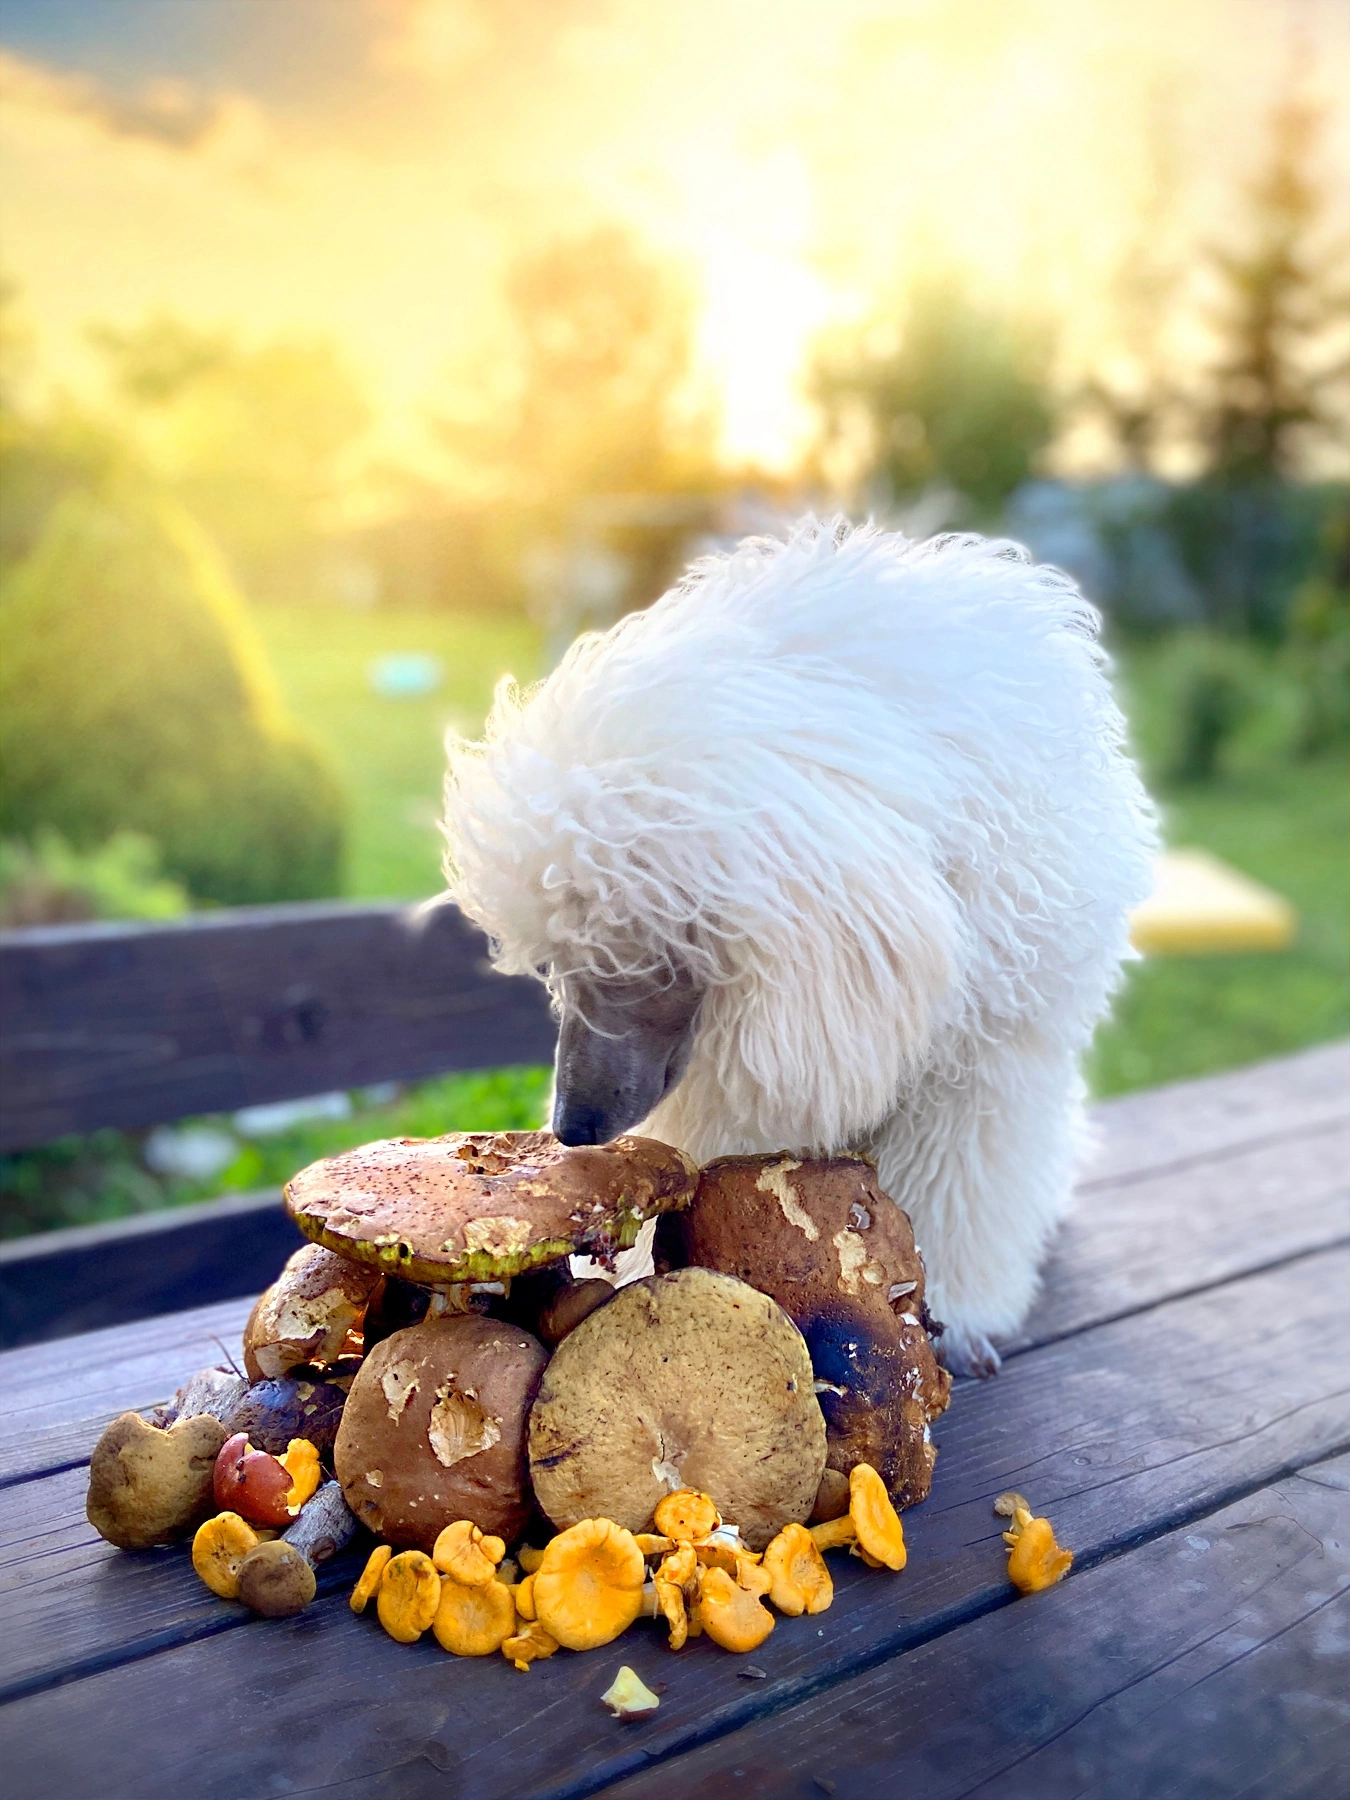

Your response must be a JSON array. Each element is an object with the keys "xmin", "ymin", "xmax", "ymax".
[{"xmin": 443, "ymin": 518, "xmax": 1158, "ymax": 1367}]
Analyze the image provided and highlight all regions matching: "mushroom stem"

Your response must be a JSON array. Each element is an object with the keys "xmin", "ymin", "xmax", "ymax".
[
  {"xmin": 808, "ymin": 1517, "xmax": 857, "ymax": 1552},
  {"xmin": 281, "ymin": 1480, "xmax": 359, "ymax": 1566},
  {"xmin": 639, "ymin": 1580, "xmax": 660, "ymax": 1618}
]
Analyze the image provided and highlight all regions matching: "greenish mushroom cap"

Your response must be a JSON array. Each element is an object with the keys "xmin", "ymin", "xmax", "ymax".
[{"xmin": 284, "ymin": 1129, "xmax": 698, "ymax": 1287}]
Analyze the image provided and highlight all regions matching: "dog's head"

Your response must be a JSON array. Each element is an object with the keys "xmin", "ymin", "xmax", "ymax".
[{"xmin": 443, "ymin": 522, "xmax": 972, "ymax": 1153}]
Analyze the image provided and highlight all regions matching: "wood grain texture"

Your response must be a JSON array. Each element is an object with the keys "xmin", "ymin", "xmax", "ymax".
[
  {"xmin": 1006, "ymin": 1116, "xmax": 1350, "ymax": 1352},
  {"xmin": 1, "ymin": 1247, "xmax": 1346, "ymax": 1798},
  {"xmin": 0, "ymin": 900, "xmax": 556, "ymax": 1151},
  {"xmin": 0, "ymin": 1298, "xmax": 252, "ymax": 1488},
  {"xmin": 0, "ymin": 1190, "xmax": 303, "ymax": 1350},
  {"xmin": 607, "ymin": 1455, "xmax": 1350, "ymax": 1800},
  {"xmin": 1080, "ymin": 1038, "xmax": 1349, "ymax": 1189}
]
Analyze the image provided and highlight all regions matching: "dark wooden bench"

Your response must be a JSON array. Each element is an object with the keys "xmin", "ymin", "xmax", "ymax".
[
  {"xmin": 1, "ymin": 906, "xmax": 1346, "ymax": 1798},
  {"xmin": 0, "ymin": 902, "xmax": 557, "ymax": 1345}
]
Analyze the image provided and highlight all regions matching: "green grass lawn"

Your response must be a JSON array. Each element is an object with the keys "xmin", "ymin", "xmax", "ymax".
[{"xmin": 253, "ymin": 603, "xmax": 543, "ymax": 901}]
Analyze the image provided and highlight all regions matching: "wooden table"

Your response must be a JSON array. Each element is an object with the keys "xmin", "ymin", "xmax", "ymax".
[{"xmin": 2, "ymin": 1043, "xmax": 1347, "ymax": 1800}]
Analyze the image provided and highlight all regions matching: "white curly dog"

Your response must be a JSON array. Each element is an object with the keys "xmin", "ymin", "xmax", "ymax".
[{"xmin": 443, "ymin": 519, "xmax": 1157, "ymax": 1375}]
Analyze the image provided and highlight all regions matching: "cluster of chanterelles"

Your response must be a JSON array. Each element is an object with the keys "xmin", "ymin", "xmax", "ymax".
[{"xmin": 84, "ymin": 1129, "xmax": 977, "ymax": 1651}]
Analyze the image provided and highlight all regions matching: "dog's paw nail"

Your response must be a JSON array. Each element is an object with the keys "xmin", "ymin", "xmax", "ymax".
[{"xmin": 938, "ymin": 1331, "xmax": 1002, "ymax": 1379}]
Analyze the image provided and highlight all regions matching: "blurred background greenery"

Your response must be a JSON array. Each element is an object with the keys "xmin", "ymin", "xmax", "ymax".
[{"xmin": 0, "ymin": 1, "xmax": 1346, "ymax": 1235}]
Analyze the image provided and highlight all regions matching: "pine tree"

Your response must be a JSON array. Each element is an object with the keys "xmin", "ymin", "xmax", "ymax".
[{"xmin": 1200, "ymin": 93, "xmax": 1348, "ymax": 483}]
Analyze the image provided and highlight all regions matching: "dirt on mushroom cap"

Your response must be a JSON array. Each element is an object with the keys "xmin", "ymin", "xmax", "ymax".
[
  {"xmin": 528, "ymin": 1267, "xmax": 827, "ymax": 1552},
  {"xmin": 284, "ymin": 1130, "xmax": 698, "ymax": 1286}
]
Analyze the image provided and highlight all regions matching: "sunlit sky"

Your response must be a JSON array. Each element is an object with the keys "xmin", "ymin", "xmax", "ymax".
[{"xmin": 2, "ymin": 0, "xmax": 1347, "ymax": 472}]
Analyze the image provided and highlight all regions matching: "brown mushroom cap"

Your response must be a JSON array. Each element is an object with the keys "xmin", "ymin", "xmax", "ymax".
[
  {"xmin": 242, "ymin": 1244, "xmax": 380, "ymax": 1380},
  {"xmin": 528, "ymin": 1267, "xmax": 826, "ymax": 1553},
  {"xmin": 335, "ymin": 1313, "xmax": 548, "ymax": 1549},
  {"xmin": 673, "ymin": 1154, "xmax": 951, "ymax": 1507},
  {"xmin": 285, "ymin": 1129, "xmax": 698, "ymax": 1286}
]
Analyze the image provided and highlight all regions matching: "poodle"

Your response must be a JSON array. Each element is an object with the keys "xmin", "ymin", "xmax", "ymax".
[{"xmin": 442, "ymin": 518, "xmax": 1157, "ymax": 1375}]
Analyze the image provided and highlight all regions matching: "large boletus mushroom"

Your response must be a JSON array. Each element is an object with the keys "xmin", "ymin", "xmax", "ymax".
[
  {"xmin": 528, "ymin": 1267, "xmax": 826, "ymax": 1552},
  {"xmin": 285, "ymin": 1130, "xmax": 698, "ymax": 1288},
  {"xmin": 335, "ymin": 1314, "xmax": 548, "ymax": 1549},
  {"xmin": 668, "ymin": 1154, "xmax": 951, "ymax": 1508}
]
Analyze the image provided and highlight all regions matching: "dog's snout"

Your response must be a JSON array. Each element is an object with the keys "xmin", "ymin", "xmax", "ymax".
[{"xmin": 552, "ymin": 1102, "xmax": 612, "ymax": 1147}]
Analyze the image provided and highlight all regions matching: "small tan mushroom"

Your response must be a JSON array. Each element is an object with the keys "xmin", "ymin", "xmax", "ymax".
[
  {"xmin": 350, "ymin": 1543, "xmax": 393, "ymax": 1613},
  {"xmin": 86, "ymin": 1411, "xmax": 228, "ymax": 1550},
  {"xmin": 376, "ymin": 1549, "xmax": 442, "ymax": 1642},
  {"xmin": 762, "ymin": 1522, "xmax": 833, "ymax": 1616},
  {"xmin": 432, "ymin": 1574, "xmax": 517, "ymax": 1655},
  {"xmin": 502, "ymin": 1621, "xmax": 559, "ymax": 1670},
  {"xmin": 243, "ymin": 1244, "xmax": 381, "ymax": 1380},
  {"xmin": 532, "ymin": 1518, "xmax": 647, "ymax": 1652},
  {"xmin": 191, "ymin": 1512, "xmax": 260, "ymax": 1599},
  {"xmin": 809, "ymin": 1464, "xmax": 907, "ymax": 1571},
  {"xmin": 235, "ymin": 1540, "xmax": 317, "ymax": 1616},
  {"xmin": 692, "ymin": 1565, "xmax": 775, "ymax": 1653}
]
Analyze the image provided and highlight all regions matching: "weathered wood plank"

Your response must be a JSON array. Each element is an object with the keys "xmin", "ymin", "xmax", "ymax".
[
  {"xmin": 0, "ymin": 1299, "xmax": 252, "ymax": 1488},
  {"xmin": 1008, "ymin": 1114, "xmax": 1350, "ymax": 1351},
  {"xmin": 0, "ymin": 901, "xmax": 556, "ymax": 1151},
  {"xmin": 1, "ymin": 1247, "xmax": 1346, "ymax": 1798},
  {"xmin": 0, "ymin": 1190, "xmax": 303, "ymax": 1350},
  {"xmin": 606, "ymin": 1454, "xmax": 1350, "ymax": 1800},
  {"xmin": 1080, "ymin": 1037, "xmax": 1349, "ymax": 1188}
]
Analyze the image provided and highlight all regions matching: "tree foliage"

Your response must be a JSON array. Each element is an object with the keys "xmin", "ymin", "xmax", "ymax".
[
  {"xmin": 0, "ymin": 484, "xmax": 345, "ymax": 904},
  {"xmin": 812, "ymin": 277, "xmax": 1055, "ymax": 517},
  {"xmin": 1198, "ymin": 94, "xmax": 1348, "ymax": 483},
  {"xmin": 442, "ymin": 226, "xmax": 712, "ymax": 512}
]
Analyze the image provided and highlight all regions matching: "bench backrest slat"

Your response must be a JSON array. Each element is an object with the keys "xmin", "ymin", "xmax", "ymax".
[{"xmin": 0, "ymin": 902, "xmax": 557, "ymax": 1152}]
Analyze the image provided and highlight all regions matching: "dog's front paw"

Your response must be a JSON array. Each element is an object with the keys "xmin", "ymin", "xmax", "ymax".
[{"xmin": 937, "ymin": 1326, "xmax": 1002, "ymax": 1379}]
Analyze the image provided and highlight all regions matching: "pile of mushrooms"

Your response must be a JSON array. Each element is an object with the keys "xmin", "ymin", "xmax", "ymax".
[{"xmin": 85, "ymin": 1125, "xmax": 960, "ymax": 1663}]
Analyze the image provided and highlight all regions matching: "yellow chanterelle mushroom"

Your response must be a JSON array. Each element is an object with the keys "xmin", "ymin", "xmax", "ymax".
[
  {"xmin": 653, "ymin": 1488, "xmax": 721, "ymax": 1544},
  {"xmin": 192, "ymin": 1512, "xmax": 260, "ymax": 1600},
  {"xmin": 350, "ymin": 1543, "xmax": 393, "ymax": 1613},
  {"xmin": 762, "ymin": 1521, "xmax": 834, "ymax": 1616},
  {"xmin": 996, "ymin": 1491, "xmax": 1073, "ymax": 1593},
  {"xmin": 809, "ymin": 1464, "xmax": 907, "ymax": 1571},
  {"xmin": 532, "ymin": 1518, "xmax": 647, "ymax": 1652},
  {"xmin": 376, "ymin": 1550, "xmax": 442, "ymax": 1643},
  {"xmin": 692, "ymin": 1564, "xmax": 775, "ymax": 1653},
  {"xmin": 432, "ymin": 1519, "xmax": 506, "ymax": 1587},
  {"xmin": 433, "ymin": 1571, "xmax": 517, "ymax": 1656}
]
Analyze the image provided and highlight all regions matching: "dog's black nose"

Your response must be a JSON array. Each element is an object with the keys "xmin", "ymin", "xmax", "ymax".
[{"xmin": 553, "ymin": 1104, "xmax": 609, "ymax": 1146}]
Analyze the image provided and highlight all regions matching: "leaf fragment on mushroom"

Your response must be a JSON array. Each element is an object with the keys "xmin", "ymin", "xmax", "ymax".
[{"xmin": 428, "ymin": 1385, "xmax": 502, "ymax": 1467}]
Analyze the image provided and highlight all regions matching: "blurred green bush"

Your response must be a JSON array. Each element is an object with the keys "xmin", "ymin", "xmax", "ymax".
[
  {"xmin": 0, "ymin": 829, "xmax": 190, "ymax": 927},
  {"xmin": 0, "ymin": 484, "xmax": 346, "ymax": 905}
]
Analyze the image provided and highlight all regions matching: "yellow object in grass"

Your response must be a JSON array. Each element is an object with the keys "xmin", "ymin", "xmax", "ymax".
[{"xmin": 1129, "ymin": 849, "xmax": 1296, "ymax": 956}]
